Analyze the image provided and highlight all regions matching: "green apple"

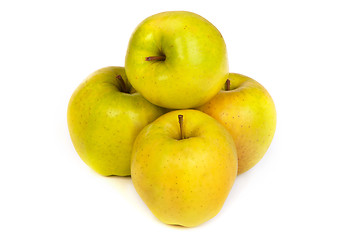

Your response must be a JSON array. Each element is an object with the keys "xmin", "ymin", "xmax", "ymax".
[
  {"xmin": 125, "ymin": 11, "xmax": 228, "ymax": 109},
  {"xmin": 131, "ymin": 109, "xmax": 237, "ymax": 227},
  {"xmin": 67, "ymin": 66, "xmax": 167, "ymax": 176},
  {"xmin": 197, "ymin": 73, "xmax": 276, "ymax": 174}
]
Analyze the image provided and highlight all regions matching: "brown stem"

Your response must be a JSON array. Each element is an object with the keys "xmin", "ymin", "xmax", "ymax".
[
  {"xmin": 178, "ymin": 115, "xmax": 185, "ymax": 140},
  {"xmin": 145, "ymin": 56, "xmax": 166, "ymax": 61},
  {"xmin": 116, "ymin": 75, "xmax": 128, "ymax": 93},
  {"xmin": 225, "ymin": 79, "xmax": 230, "ymax": 91}
]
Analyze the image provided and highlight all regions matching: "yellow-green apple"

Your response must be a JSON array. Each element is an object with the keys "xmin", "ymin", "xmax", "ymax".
[
  {"xmin": 125, "ymin": 11, "xmax": 228, "ymax": 109},
  {"xmin": 197, "ymin": 73, "xmax": 276, "ymax": 174},
  {"xmin": 67, "ymin": 66, "xmax": 167, "ymax": 176},
  {"xmin": 131, "ymin": 109, "xmax": 237, "ymax": 227}
]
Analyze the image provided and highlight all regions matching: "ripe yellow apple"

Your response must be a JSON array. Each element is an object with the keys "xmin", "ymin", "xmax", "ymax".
[
  {"xmin": 67, "ymin": 66, "xmax": 167, "ymax": 176},
  {"xmin": 197, "ymin": 73, "xmax": 276, "ymax": 174},
  {"xmin": 125, "ymin": 11, "xmax": 228, "ymax": 109},
  {"xmin": 131, "ymin": 110, "xmax": 238, "ymax": 227}
]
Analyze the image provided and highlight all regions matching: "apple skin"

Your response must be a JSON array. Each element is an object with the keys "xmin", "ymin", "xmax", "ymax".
[
  {"xmin": 67, "ymin": 66, "xmax": 167, "ymax": 176},
  {"xmin": 131, "ymin": 109, "xmax": 238, "ymax": 227},
  {"xmin": 125, "ymin": 11, "xmax": 228, "ymax": 109},
  {"xmin": 197, "ymin": 73, "xmax": 276, "ymax": 174}
]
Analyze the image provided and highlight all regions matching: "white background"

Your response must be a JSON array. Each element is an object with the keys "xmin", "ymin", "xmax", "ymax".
[{"xmin": 1, "ymin": 0, "xmax": 359, "ymax": 239}]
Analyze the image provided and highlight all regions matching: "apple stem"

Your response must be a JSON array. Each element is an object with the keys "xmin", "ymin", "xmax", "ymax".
[
  {"xmin": 225, "ymin": 79, "xmax": 230, "ymax": 91},
  {"xmin": 145, "ymin": 56, "xmax": 166, "ymax": 61},
  {"xmin": 116, "ymin": 75, "xmax": 128, "ymax": 93},
  {"xmin": 178, "ymin": 115, "xmax": 185, "ymax": 140}
]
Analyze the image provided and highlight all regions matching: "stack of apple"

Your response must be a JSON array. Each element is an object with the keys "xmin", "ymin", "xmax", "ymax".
[{"xmin": 68, "ymin": 11, "xmax": 276, "ymax": 227}]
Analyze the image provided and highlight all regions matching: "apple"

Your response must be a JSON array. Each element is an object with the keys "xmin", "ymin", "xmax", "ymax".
[
  {"xmin": 67, "ymin": 66, "xmax": 167, "ymax": 176},
  {"xmin": 125, "ymin": 11, "xmax": 228, "ymax": 109},
  {"xmin": 197, "ymin": 73, "xmax": 276, "ymax": 174},
  {"xmin": 131, "ymin": 109, "xmax": 238, "ymax": 227}
]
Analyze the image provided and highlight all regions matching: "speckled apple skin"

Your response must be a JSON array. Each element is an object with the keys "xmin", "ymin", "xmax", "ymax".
[
  {"xmin": 197, "ymin": 73, "xmax": 276, "ymax": 174},
  {"xmin": 125, "ymin": 11, "xmax": 228, "ymax": 109},
  {"xmin": 131, "ymin": 110, "xmax": 237, "ymax": 227},
  {"xmin": 67, "ymin": 67, "xmax": 167, "ymax": 176}
]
